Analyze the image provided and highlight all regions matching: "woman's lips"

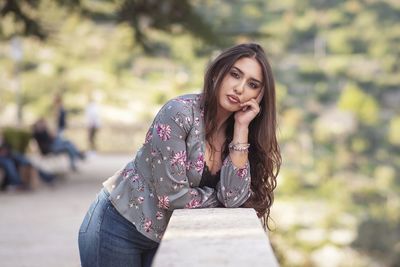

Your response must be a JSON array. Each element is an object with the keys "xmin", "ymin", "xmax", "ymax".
[{"xmin": 227, "ymin": 95, "xmax": 240, "ymax": 104}]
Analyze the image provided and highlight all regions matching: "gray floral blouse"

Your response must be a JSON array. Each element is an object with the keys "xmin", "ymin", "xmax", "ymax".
[{"xmin": 103, "ymin": 93, "xmax": 252, "ymax": 242}]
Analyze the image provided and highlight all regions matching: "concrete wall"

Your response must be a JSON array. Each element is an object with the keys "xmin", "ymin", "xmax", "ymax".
[{"xmin": 152, "ymin": 208, "xmax": 279, "ymax": 267}]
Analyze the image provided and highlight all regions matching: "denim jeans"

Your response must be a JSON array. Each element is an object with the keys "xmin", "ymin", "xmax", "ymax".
[
  {"xmin": 51, "ymin": 137, "xmax": 81, "ymax": 170},
  {"xmin": 0, "ymin": 156, "xmax": 22, "ymax": 186},
  {"xmin": 78, "ymin": 189, "xmax": 159, "ymax": 267}
]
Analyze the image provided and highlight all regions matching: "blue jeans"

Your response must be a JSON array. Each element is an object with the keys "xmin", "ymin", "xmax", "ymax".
[
  {"xmin": 0, "ymin": 156, "xmax": 22, "ymax": 186},
  {"xmin": 51, "ymin": 137, "xmax": 81, "ymax": 170},
  {"xmin": 78, "ymin": 189, "xmax": 159, "ymax": 267}
]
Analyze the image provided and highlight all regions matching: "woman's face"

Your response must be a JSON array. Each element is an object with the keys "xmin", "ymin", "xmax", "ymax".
[{"xmin": 217, "ymin": 57, "xmax": 263, "ymax": 113}]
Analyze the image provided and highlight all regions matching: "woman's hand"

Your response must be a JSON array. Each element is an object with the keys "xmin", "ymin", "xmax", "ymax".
[{"xmin": 234, "ymin": 91, "xmax": 263, "ymax": 127}]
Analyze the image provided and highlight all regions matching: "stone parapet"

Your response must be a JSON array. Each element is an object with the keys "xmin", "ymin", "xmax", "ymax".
[{"xmin": 152, "ymin": 208, "xmax": 279, "ymax": 267}]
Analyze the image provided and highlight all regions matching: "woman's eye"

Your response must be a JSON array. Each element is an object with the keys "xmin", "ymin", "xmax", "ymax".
[
  {"xmin": 249, "ymin": 82, "xmax": 258, "ymax": 89},
  {"xmin": 230, "ymin": 71, "xmax": 240, "ymax": 79}
]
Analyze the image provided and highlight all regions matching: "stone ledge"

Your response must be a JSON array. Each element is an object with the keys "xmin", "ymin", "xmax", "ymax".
[{"xmin": 152, "ymin": 208, "xmax": 279, "ymax": 267}]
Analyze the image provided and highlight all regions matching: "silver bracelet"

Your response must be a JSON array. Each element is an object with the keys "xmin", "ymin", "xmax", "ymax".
[{"xmin": 228, "ymin": 142, "xmax": 250, "ymax": 152}]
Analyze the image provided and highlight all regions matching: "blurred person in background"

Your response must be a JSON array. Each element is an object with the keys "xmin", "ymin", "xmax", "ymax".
[
  {"xmin": 32, "ymin": 118, "xmax": 85, "ymax": 172},
  {"xmin": 54, "ymin": 94, "xmax": 67, "ymax": 138},
  {"xmin": 85, "ymin": 97, "xmax": 101, "ymax": 155},
  {"xmin": 0, "ymin": 137, "xmax": 28, "ymax": 191},
  {"xmin": 0, "ymin": 134, "xmax": 58, "ymax": 191},
  {"xmin": 78, "ymin": 43, "xmax": 281, "ymax": 267}
]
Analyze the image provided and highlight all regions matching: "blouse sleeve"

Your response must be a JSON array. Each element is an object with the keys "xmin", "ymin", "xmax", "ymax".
[
  {"xmin": 217, "ymin": 155, "xmax": 252, "ymax": 207},
  {"xmin": 149, "ymin": 98, "xmax": 220, "ymax": 210}
]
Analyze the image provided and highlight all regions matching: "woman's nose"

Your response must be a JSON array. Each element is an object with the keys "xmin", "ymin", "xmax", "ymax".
[{"xmin": 233, "ymin": 80, "xmax": 245, "ymax": 94}]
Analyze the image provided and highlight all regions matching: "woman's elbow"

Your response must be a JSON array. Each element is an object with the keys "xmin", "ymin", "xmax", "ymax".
[{"xmin": 217, "ymin": 194, "xmax": 248, "ymax": 208}]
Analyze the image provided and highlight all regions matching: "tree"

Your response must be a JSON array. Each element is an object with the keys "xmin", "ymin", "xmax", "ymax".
[
  {"xmin": 0, "ymin": 0, "xmax": 221, "ymax": 52},
  {"xmin": 0, "ymin": 0, "xmax": 80, "ymax": 39}
]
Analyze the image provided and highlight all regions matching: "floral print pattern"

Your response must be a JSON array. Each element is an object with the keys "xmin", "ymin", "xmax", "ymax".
[
  {"xmin": 144, "ymin": 218, "xmax": 153, "ymax": 232},
  {"xmin": 185, "ymin": 198, "xmax": 201, "ymax": 208},
  {"xmin": 170, "ymin": 151, "xmax": 186, "ymax": 167},
  {"xmin": 237, "ymin": 167, "xmax": 248, "ymax": 179},
  {"xmin": 104, "ymin": 94, "xmax": 252, "ymax": 243},
  {"xmin": 156, "ymin": 124, "xmax": 171, "ymax": 141},
  {"xmin": 156, "ymin": 211, "xmax": 163, "ymax": 220},
  {"xmin": 194, "ymin": 154, "xmax": 204, "ymax": 173},
  {"xmin": 144, "ymin": 128, "xmax": 153, "ymax": 144},
  {"xmin": 157, "ymin": 195, "xmax": 170, "ymax": 209}
]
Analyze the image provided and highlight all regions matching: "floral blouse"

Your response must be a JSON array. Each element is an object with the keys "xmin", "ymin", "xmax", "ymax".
[{"xmin": 103, "ymin": 93, "xmax": 252, "ymax": 242}]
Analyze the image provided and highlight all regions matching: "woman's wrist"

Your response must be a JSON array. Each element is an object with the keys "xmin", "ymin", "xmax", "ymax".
[
  {"xmin": 234, "ymin": 121, "xmax": 250, "ymax": 129},
  {"xmin": 229, "ymin": 142, "xmax": 250, "ymax": 153},
  {"xmin": 233, "ymin": 123, "xmax": 249, "ymax": 144}
]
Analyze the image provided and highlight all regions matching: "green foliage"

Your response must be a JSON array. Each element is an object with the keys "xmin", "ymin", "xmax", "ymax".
[
  {"xmin": 352, "ymin": 217, "xmax": 400, "ymax": 266},
  {"xmin": 279, "ymin": 169, "xmax": 303, "ymax": 195},
  {"xmin": 388, "ymin": 116, "xmax": 400, "ymax": 146},
  {"xmin": 2, "ymin": 127, "xmax": 32, "ymax": 154},
  {"xmin": 0, "ymin": 0, "xmax": 221, "ymax": 52},
  {"xmin": 327, "ymin": 28, "xmax": 354, "ymax": 54},
  {"xmin": 298, "ymin": 62, "xmax": 326, "ymax": 82},
  {"xmin": 338, "ymin": 83, "xmax": 379, "ymax": 125}
]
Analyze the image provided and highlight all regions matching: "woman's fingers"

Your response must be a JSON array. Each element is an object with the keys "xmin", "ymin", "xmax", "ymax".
[
  {"xmin": 240, "ymin": 99, "xmax": 260, "ymax": 113},
  {"xmin": 235, "ymin": 98, "xmax": 262, "ymax": 125}
]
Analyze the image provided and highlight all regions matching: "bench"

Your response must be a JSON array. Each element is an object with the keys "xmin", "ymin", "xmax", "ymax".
[
  {"xmin": 27, "ymin": 142, "xmax": 70, "ymax": 174},
  {"xmin": 152, "ymin": 208, "xmax": 279, "ymax": 267}
]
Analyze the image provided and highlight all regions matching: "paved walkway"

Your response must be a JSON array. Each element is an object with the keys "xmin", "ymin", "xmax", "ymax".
[{"xmin": 0, "ymin": 153, "xmax": 132, "ymax": 267}]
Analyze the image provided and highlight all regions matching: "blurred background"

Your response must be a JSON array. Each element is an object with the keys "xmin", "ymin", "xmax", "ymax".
[{"xmin": 0, "ymin": 0, "xmax": 399, "ymax": 266}]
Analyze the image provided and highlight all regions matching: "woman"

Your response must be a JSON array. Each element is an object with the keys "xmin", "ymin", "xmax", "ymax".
[{"xmin": 78, "ymin": 43, "xmax": 281, "ymax": 267}]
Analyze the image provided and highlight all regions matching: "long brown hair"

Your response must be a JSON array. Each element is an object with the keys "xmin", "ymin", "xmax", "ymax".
[{"xmin": 201, "ymin": 43, "xmax": 281, "ymax": 229}]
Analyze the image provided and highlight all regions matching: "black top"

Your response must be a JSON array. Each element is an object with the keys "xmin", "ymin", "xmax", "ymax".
[
  {"xmin": 33, "ymin": 130, "xmax": 54, "ymax": 155},
  {"xmin": 199, "ymin": 164, "xmax": 221, "ymax": 189},
  {"xmin": 58, "ymin": 108, "xmax": 67, "ymax": 131}
]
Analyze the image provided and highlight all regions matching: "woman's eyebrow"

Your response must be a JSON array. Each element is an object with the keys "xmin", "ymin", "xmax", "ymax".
[{"xmin": 232, "ymin": 66, "xmax": 262, "ymax": 84}]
